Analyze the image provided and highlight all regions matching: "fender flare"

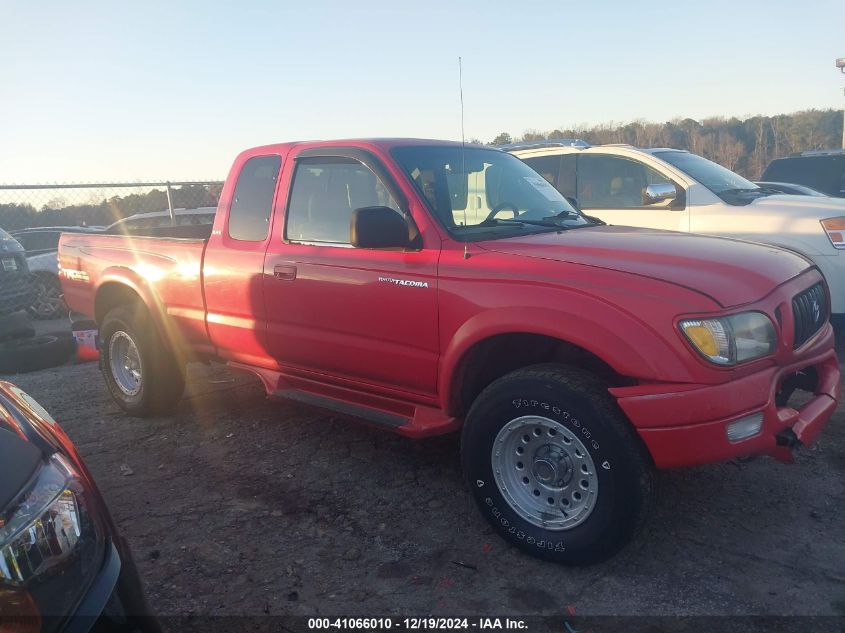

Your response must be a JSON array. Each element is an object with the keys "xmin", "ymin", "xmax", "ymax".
[
  {"xmin": 438, "ymin": 306, "xmax": 685, "ymax": 415},
  {"xmin": 94, "ymin": 267, "xmax": 170, "ymax": 336}
]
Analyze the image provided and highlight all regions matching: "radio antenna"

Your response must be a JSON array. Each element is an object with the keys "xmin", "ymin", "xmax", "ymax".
[{"xmin": 459, "ymin": 56, "xmax": 470, "ymax": 260}]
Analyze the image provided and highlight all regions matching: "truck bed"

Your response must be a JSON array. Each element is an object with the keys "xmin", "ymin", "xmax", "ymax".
[
  {"xmin": 106, "ymin": 223, "xmax": 214, "ymax": 240},
  {"xmin": 59, "ymin": 231, "xmax": 212, "ymax": 353}
]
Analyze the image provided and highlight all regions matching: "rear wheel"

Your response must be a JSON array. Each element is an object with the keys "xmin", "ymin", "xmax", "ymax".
[
  {"xmin": 100, "ymin": 304, "xmax": 185, "ymax": 416},
  {"xmin": 461, "ymin": 364, "xmax": 654, "ymax": 565}
]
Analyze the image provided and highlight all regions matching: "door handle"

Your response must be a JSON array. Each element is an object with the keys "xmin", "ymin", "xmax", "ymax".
[{"xmin": 273, "ymin": 264, "xmax": 297, "ymax": 281}]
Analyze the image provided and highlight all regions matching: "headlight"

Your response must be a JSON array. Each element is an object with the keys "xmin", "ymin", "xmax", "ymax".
[
  {"xmin": 0, "ymin": 453, "xmax": 104, "ymax": 624},
  {"xmin": 679, "ymin": 311, "xmax": 776, "ymax": 366}
]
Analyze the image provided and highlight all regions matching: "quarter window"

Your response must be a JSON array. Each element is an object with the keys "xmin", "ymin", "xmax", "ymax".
[
  {"xmin": 577, "ymin": 155, "xmax": 673, "ymax": 210},
  {"xmin": 286, "ymin": 157, "xmax": 400, "ymax": 244},
  {"xmin": 228, "ymin": 155, "xmax": 281, "ymax": 241}
]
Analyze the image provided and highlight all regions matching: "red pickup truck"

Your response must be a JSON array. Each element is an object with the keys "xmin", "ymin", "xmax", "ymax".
[{"xmin": 59, "ymin": 139, "xmax": 840, "ymax": 564}]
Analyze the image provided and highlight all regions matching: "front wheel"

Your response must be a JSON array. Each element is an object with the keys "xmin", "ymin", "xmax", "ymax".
[
  {"xmin": 461, "ymin": 364, "xmax": 654, "ymax": 565},
  {"xmin": 100, "ymin": 304, "xmax": 185, "ymax": 416}
]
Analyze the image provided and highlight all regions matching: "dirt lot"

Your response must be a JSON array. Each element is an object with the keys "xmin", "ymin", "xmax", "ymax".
[{"xmin": 6, "ymin": 320, "xmax": 845, "ymax": 624}]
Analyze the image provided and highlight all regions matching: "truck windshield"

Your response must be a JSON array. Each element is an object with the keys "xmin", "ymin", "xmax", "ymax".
[
  {"xmin": 392, "ymin": 146, "xmax": 591, "ymax": 241},
  {"xmin": 655, "ymin": 151, "xmax": 767, "ymax": 202}
]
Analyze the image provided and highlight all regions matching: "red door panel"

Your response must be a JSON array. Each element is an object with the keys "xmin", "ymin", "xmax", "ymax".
[{"xmin": 263, "ymin": 245, "xmax": 439, "ymax": 396}]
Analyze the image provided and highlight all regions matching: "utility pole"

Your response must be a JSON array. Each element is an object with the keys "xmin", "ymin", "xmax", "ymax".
[{"xmin": 838, "ymin": 58, "xmax": 845, "ymax": 149}]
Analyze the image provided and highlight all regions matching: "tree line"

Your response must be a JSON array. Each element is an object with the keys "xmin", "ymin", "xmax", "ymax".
[
  {"xmin": 488, "ymin": 108, "xmax": 843, "ymax": 179},
  {"xmin": 0, "ymin": 184, "xmax": 222, "ymax": 231},
  {"xmin": 1, "ymin": 108, "xmax": 842, "ymax": 230}
]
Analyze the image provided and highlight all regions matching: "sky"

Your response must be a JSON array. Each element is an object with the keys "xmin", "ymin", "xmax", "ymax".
[{"xmin": 1, "ymin": 0, "xmax": 843, "ymax": 182}]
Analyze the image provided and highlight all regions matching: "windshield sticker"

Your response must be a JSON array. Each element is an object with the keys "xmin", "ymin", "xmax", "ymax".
[{"xmin": 523, "ymin": 176, "xmax": 561, "ymax": 202}]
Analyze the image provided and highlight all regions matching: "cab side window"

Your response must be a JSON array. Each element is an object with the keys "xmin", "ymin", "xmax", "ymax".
[
  {"xmin": 228, "ymin": 155, "xmax": 282, "ymax": 241},
  {"xmin": 286, "ymin": 157, "xmax": 400, "ymax": 245},
  {"xmin": 577, "ymin": 155, "xmax": 673, "ymax": 210},
  {"xmin": 523, "ymin": 154, "xmax": 577, "ymax": 201},
  {"xmin": 522, "ymin": 156, "xmax": 560, "ymax": 187}
]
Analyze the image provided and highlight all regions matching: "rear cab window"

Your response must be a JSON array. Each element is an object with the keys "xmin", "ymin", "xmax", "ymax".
[{"xmin": 228, "ymin": 155, "xmax": 282, "ymax": 241}]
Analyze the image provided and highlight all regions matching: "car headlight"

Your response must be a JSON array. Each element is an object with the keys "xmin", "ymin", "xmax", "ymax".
[
  {"xmin": 0, "ymin": 453, "xmax": 104, "ymax": 626},
  {"xmin": 679, "ymin": 311, "xmax": 776, "ymax": 366}
]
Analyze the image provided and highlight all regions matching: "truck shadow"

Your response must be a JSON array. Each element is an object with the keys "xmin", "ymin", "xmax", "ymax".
[{"xmin": 155, "ymin": 354, "xmax": 845, "ymax": 610}]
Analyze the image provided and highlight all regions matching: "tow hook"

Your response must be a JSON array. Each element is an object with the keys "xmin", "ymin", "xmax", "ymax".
[{"xmin": 775, "ymin": 427, "xmax": 801, "ymax": 449}]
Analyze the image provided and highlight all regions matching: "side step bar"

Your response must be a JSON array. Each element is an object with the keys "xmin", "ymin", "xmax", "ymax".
[{"xmin": 273, "ymin": 389, "xmax": 410, "ymax": 429}]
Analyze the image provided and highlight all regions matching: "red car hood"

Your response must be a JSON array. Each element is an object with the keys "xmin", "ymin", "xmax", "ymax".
[{"xmin": 479, "ymin": 226, "xmax": 813, "ymax": 308}]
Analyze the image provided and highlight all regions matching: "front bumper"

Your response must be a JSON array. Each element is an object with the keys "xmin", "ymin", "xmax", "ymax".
[
  {"xmin": 610, "ymin": 332, "xmax": 840, "ymax": 469},
  {"xmin": 60, "ymin": 538, "xmax": 159, "ymax": 633}
]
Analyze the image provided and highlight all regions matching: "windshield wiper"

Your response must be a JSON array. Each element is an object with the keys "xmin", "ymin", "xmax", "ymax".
[
  {"xmin": 475, "ymin": 210, "xmax": 603, "ymax": 230},
  {"xmin": 474, "ymin": 217, "xmax": 527, "ymax": 228},
  {"xmin": 720, "ymin": 187, "xmax": 772, "ymax": 197},
  {"xmin": 544, "ymin": 210, "xmax": 606, "ymax": 226},
  {"xmin": 478, "ymin": 217, "xmax": 569, "ymax": 228}
]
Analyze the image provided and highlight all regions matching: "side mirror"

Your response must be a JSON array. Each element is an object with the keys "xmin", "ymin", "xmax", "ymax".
[
  {"xmin": 350, "ymin": 206, "xmax": 410, "ymax": 249},
  {"xmin": 564, "ymin": 196, "xmax": 579, "ymax": 210},
  {"xmin": 642, "ymin": 183, "xmax": 677, "ymax": 205}
]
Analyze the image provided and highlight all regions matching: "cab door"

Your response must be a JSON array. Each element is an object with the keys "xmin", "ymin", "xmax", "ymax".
[
  {"xmin": 574, "ymin": 154, "xmax": 689, "ymax": 231},
  {"xmin": 262, "ymin": 148, "xmax": 440, "ymax": 398},
  {"xmin": 203, "ymin": 154, "xmax": 282, "ymax": 367}
]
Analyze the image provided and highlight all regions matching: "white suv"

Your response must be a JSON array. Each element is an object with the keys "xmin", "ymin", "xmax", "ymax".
[{"xmin": 508, "ymin": 141, "xmax": 845, "ymax": 331}]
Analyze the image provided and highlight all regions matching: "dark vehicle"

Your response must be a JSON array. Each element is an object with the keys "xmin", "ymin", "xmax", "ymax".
[
  {"xmin": 11, "ymin": 227, "xmax": 101, "ymax": 258},
  {"xmin": 11, "ymin": 228, "xmax": 102, "ymax": 320},
  {"xmin": 761, "ymin": 151, "xmax": 845, "ymax": 198},
  {"xmin": 0, "ymin": 381, "xmax": 158, "ymax": 632},
  {"xmin": 754, "ymin": 182, "xmax": 829, "ymax": 197},
  {"xmin": 0, "ymin": 229, "xmax": 37, "ymax": 317}
]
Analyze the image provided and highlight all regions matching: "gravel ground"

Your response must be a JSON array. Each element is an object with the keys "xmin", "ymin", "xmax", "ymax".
[{"xmin": 5, "ymin": 319, "xmax": 845, "ymax": 624}]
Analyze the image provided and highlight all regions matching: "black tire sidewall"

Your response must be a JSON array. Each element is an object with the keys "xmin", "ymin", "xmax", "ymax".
[
  {"xmin": 0, "ymin": 332, "xmax": 75, "ymax": 373},
  {"xmin": 462, "ymin": 371, "xmax": 645, "ymax": 564}
]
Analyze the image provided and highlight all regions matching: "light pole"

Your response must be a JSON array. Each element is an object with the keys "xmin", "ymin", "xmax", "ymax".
[{"xmin": 838, "ymin": 58, "xmax": 845, "ymax": 149}]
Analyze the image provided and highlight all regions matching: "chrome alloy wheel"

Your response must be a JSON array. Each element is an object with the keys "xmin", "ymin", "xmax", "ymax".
[
  {"xmin": 492, "ymin": 415, "xmax": 598, "ymax": 530},
  {"xmin": 109, "ymin": 331, "xmax": 142, "ymax": 396}
]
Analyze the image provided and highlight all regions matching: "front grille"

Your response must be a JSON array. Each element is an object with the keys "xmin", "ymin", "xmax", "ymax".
[
  {"xmin": 792, "ymin": 283, "xmax": 827, "ymax": 348},
  {"xmin": 0, "ymin": 271, "xmax": 36, "ymax": 316}
]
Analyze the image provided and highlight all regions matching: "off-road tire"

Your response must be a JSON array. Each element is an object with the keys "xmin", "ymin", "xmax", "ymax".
[
  {"xmin": 461, "ymin": 364, "xmax": 654, "ymax": 565},
  {"xmin": 100, "ymin": 304, "xmax": 185, "ymax": 416},
  {"xmin": 0, "ymin": 332, "xmax": 76, "ymax": 374}
]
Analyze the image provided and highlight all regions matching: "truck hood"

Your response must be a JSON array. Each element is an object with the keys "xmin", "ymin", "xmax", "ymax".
[
  {"xmin": 479, "ymin": 226, "xmax": 812, "ymax": 308},
  {"xmin": 749, "ymin": 194, "xmax": 845, "ymax": 218}
]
